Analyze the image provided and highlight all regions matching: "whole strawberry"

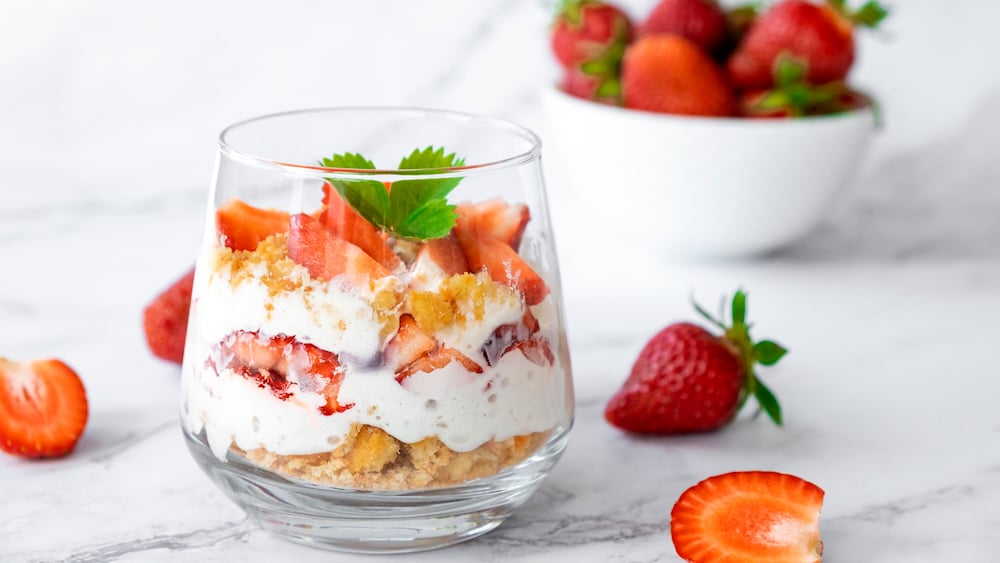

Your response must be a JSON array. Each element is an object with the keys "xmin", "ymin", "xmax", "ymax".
[
  {"xmin": 551, "ymin": 0, "xmax": 632, "ymax": 102},
  {"xmin": 739, "ymin": 56, "xmax": 861, "ymax": 117},
  {"xmin": 727, "ymin": 0, "xmax": 888, "ymax": 90},
  {"xmin": 622, "ymin": 35, "xmax": 736, "ymax": 116},
  {"xmin": 639, "ymin": 0, "xmax": 729, "ymax": 58},
  {"xmin": 605, "ymin": 291, "xmax": 787, "ymax": 434}
]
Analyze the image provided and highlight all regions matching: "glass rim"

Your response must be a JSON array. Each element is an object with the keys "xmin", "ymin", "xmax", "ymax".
[{"xmin": 218, "ymin": 106, "xmax": 543, "ymax": 180}]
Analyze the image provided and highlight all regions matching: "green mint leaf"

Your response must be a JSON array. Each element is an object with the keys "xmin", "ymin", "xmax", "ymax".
[
  {"xmin": 731, "ymin": 290, "xmax": 747, "ymax": 326},
  {"xmin": 320, "ymin": 147, "xmax": 465, "ymax": 241},
  {"xmin": 396, "ymin": 199, "xmax": 458, "ymax": 240},
  {"xmin": 753, "ymin": 377, "xmax": 783, "ymax": 426},
  {"xmin": 321, "ymin": 153, "xmax": 390, "ymax": 229},
  {"xmin": 754, "ymin": 340, "xmax": 788, "ymax": 366}
]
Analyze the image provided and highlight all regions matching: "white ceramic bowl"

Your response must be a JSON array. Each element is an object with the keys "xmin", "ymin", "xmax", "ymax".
[{"xmin": 541, "ymin": 86, "xmax": 876, "ymax": 258}]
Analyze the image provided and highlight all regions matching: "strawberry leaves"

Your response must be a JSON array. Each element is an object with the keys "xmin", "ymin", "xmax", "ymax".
[
  {"xmin": 694, "ymin": 289, "xmax": 788, "ymax": 426},
  {"xmin": 320, "ymin": 147, "xmax": 465, "ymax": 241}
]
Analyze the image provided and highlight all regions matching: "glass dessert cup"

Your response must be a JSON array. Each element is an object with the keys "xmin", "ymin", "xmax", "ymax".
[{"xmin": 179, "ymin": 108, "xmax": 574, "ymax": 553}]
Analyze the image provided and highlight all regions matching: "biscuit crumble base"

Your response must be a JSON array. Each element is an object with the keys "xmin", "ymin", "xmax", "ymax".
[{"xmin": 236, "ymin": 424, "xmax": 550, "ymax": 490}]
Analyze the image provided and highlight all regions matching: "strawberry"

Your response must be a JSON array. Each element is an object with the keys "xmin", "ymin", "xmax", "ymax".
[
  {"xmin": 218, "ymin": 331, "xmax": 350, "ymax": 414},
  {"xmin": 216, "ymin": 197, "xmax": 290, "ymax": 252},
  {"xmin": 622, "ymin": 35, "xmax": 736, "ymax": 117},
  {"xmin": 455, "ymin": 221, "xmax": 550, "ymax": 307},
  {"xmin": 605, "ymin": 291, "xmax": 786, "ymax": 434},
  {"xmin": 412, "ymin": 234, "xmax": 469, "ymax": 278},
  {"xmin": 384, "ymin": 314, "xmax": 437, "ymax": 371},
  {"xmin": 639, "ymin": 0, "xmax": 729, "ymax": 57},
  {"xmin": 551, "ymin": 0, "xmax": 632, "ymax": 69},
  {"xmin": 671, "ymin": 471, "xmax": 825, "ymax": 563},
  {"xmin": 143, "ymin": 268, "xmax": 195, "ymax": 364},
  {"xmin": 0, "ymin": 358, "xmax": 88, "ymax": 458},
  {"xmin": 726, "ymin": 0, "xmax": 888, "ymax": 90},
  {"xmin": 560, "ymin": 69, "xmax": 620, "ymax": 105},
  {"xmin": 395, "ymin": 346, "xmax": 484, "ymax": 382},
  {"xmin": 739, "ymin": 56, "xmax": 855, "ymax": 118},
  {"xmin": 288, "ymin": 213, "xmax": 391, "ymax": 285},
  {"xmin": 551, "ymin": 0, "xmax": 632, "ymax": 103},
  {"xmin": 456, "ymin": 199, "xmax": 531, "ymax": 250},
  {"xmin": 319, "ymin": 182, "xmax": 403, "ymax": 272}
]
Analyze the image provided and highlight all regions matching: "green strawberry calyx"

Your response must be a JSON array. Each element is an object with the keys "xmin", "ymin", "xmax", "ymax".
[
  {"xmin": 693, "ymin": 290, "xmax": 788, "ymax": 426},
  {"xmin": 826, "ymin": 0, "xmax": 889, "ymax": 28}
]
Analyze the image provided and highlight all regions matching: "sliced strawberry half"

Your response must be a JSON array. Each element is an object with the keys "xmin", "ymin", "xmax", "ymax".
[
  {"xmin": 671, "ymin": 471, "xmax": 825, "ymax": 563},
  {"xmin": 216, "ymin": 197, "xmax": 290, "ymax": 252},
  {"xmin": 457, "ymin": 233, "xmax": 549, "ymax": 307},
  {"xmin": 0, "ymin": 358, "xmax": 88, "ymax": 459},
  {"xmin": 288, "ymin": 213, "xmax": 391, "ymax": 285},
  {"xmin": 143, "ymin": 268, "xmax": 195, "ymax": 365},
  {"xmin": 319, "ymin": 182, "xmax": 403, "ymax": 272},
  {"xmin": 384, "ymin": 314, "xmax": 437, "ymax": 371},
  {"xmin": 457, "ymin": 198, "xmax": 531, "ymax": 250}
]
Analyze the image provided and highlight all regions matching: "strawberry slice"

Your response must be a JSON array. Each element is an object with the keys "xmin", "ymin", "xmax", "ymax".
[
  {"xmin": 216, "ymin": 197, "xmax": 290, "ymax": 252},
  {"xmin": 384, "ymin": 314, "xmax": 437, "ymax": 370},
  {"xmin": 412, "ymin": 234, "xmax": 469, "ymax": 277},
  {"xmin": 320, "ymin": 182, "xmax": 403, "ymax": 272},
  {"xmin": 288, "ymin": 213, "xmax": 391, "ymax": 284},
  {"xmin": 671, "ymin": 471, "xmax": 825, "ymax": 563},
  {"xmin": 457, "ymin": 233, "xmax": 549, "ymax": 307},
  {"xmin": 143, "ymin": 268, "xmax": 195, "ymax": 364},
  {"xmin": 395, "ymin": 346, "xmax": 484, "ymax": 382},
  {"xmin": 0, "ymin": 358, "xmax": 88, "ymax": 458},
  {"xmin": 457, "ymin": 198, "xmax": 531, "ymax": 250}
]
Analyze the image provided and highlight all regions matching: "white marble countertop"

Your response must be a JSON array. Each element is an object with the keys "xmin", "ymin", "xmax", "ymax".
[{"xmin": 2, "ymin": 1, "xmax": 999, "ymax": 561}]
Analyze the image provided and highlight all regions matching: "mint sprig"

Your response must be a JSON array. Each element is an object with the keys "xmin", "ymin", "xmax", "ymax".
[{"xmin": 320, "ymin": 146, "xmax": 465, "ymax": 241}]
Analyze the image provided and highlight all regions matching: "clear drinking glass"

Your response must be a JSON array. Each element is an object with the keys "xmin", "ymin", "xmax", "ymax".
[{"xmin": 179, "ymin": 108, "xmax": 574, "ymax": 553}]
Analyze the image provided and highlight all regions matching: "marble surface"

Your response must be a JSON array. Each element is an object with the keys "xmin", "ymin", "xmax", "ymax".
[{"xmin": 2, "ymin": 1, "xmax": 999, "ymax": 561}]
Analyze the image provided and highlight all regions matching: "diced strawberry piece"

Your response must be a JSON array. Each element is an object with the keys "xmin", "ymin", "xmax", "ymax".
[
  {"xmin": 217, "ymin": 331, "xmax": 350, "ymax": 415},
  {"xmin": 0, "ymin": 358, "xmax": 88, "ymax": 459},
  {"xmin": 457, "ymin": 233, "xmax": 549, "ymax": 307},
  {"xmin": 671, "ymin": 471, "xmax": 825, "ymax": 563},
  {"xmin": 412, "ymin": 234, "xmax": 469, "ymax": 277},
  {"xmin": 216, "ymin": 197, "xmax": 290, "ymax": 252},
  {"xmin": 384, "ymin": 315, "xmax": 437, "ymax": 371},
  {"xmin": 506, "ymin": 338, "xmax": 555, "ymax": 367},
  {"xmin": 396, "ymin": 347, "xmax": 483, "ymax": 382},
  {"xmin": 288, "ymin": 213, "xmax": 391, "ymax": 284},
  {"xmin": 143, "ymin": 268, "xmax": 195, "ymax": 365},
  {"xmin": 460, "ymin": 198, "xmax": 531, "ymax": 250},
  {"xmin": 320, "ymin": 182, "xmax": 403, "ymax": 272}
]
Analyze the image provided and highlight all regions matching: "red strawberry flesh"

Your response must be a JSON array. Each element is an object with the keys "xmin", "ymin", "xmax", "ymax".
[
  {"xmin": 0, "ymin": 358, "xmax": 89, "ymax": 459},
  {"xmin": 216, "ymin": 197, "xmax": 290, "ymax": 252},
  {"xmin": 671, "ymin": 471, "xmax": 825, "ymax": 563}
]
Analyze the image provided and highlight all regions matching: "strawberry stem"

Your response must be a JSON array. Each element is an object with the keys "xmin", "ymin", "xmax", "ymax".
[{"xmin": 698, "ymin": 290, "xmax": 787, "ymax": 426}]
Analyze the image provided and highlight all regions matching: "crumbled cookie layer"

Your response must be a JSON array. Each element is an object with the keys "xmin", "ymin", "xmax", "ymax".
[{"xmin": 238, "ymin": 424, "xmax": 550, "ymax": 490}]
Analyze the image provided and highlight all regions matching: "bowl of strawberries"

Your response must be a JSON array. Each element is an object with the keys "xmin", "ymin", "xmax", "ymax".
[{"xmin": 542, "ymin": 0, "xmax": 886, "ymax": 257}]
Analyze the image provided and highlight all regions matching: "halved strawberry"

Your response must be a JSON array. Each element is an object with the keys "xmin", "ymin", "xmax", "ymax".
[
  {"xmin": 671, "ymin": 471, "xmax": 825, "ymax": 563},
  {"xmin": 396, "ymin": 346, "xmax": 484, "ymax": 382},
  {"xmin": 301, "ymin": 344, "xmax": 350, "ymax": 415},
  {"xmin": 0, "ymin": 358, "xmax": 88, "ymax": 459},
  {"xmin": 143, "ymin": 268, "xmax": 195, "ymax": 364},
  {"xmin": 384, "ymin": 314, "xmax": 437, "ymax": 371},
  {"xmin": 288, "ymin": 213, "xmax": 391, "ymax": 285},
  {"xmin": 457, "ymin": 234, "xmax": 549, "ymax": 307},
  {"xmin": 216, "ymin": 197, "xmax": 290, "ymax": 252},
  {"xmin": 506, "ymin": 338, "xmax": 556, "ymax": 367},
  {"xmin": 319, "ymin": 182, "xmax": 403, "ymax": 272}
]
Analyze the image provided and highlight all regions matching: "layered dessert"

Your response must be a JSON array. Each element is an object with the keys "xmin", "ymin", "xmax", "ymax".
[{"xmin": 181, "ymin": 166, "xmax": 570, "ymax": 490}]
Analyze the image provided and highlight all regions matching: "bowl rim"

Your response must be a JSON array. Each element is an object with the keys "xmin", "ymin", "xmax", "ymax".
[{"xmin": 541, "ymin": 84, "xmax": 876, "ymax": 128}]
